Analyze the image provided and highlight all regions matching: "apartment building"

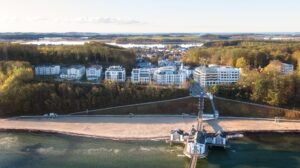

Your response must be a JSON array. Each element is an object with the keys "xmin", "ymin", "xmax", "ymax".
[
  {"xmin": 131, "ymin": 68, "xmax": 152, "ymax": 84},
  {"xmin": 193, "ymin": 65, "xmax": 240, "ymax": 87},
  {"xmin": 35, "ymin": 65, "xmax": 60, "ymax": 76},
  {"xmin": 86, "ymin": 65, "xmax": 102, "ymax": 81},
  {"xmin": 60, "ymin": 65, "xmax": 85, "ymax": 80},
  {"xmin": 105, "ymin": 66, "xmax": 126, "ymax": 82},
  {"xmin": 153, "ymin": 66, "xmax": 187, "ymax": 85}
]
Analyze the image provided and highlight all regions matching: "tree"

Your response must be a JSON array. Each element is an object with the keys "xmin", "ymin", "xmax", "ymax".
[
  {"xmin": 235, "ymin": 57, "xmax": 249, "ymax": 69},
  {"xmin": 292, "ymin": 51, "xmax": 300, "ymax": 71},
  {"xmin": 264, "ymin": 60, "xmax": 283, "ymax": 73}
]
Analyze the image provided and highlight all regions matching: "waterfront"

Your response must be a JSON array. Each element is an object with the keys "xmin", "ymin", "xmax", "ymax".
[{"xmin": 0, "ymin": 132, "xmax": 299, "ymax": 168}]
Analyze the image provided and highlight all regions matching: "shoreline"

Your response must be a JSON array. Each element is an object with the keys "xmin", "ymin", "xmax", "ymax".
[
  {"xmin": 0, "ymin": 116, "xmax": 299, "ymax": 141},
  {"xmin": 0, "ymin": 128, "xmax": 169, "ymax": 141},
  {"xmin": 1, "ymin": 128, "xmax": 300, "ymax": 141}
]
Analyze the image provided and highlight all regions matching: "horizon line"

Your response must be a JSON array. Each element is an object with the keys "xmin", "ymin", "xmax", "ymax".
[{"xmin": 1, "ymin": 32, "xmax": 300, "ymax": 35}]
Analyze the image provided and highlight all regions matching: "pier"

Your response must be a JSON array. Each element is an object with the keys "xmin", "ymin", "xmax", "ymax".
[
  {"xmin": 188, "ymin": 92, "xmax": 207, "ymax": 168},
  {"xmin": 170, "ymin": 89, "xmax": 229, "ymax": 168}
]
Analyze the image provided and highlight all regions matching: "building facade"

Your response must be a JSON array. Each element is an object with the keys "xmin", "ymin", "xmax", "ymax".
[
  {"xmin": 193, "ymin": 65, "xmax": 240, "ymax": 87},
  {"xmin": 105, "ymin": 66, "xmax": 126, "ymax": 82},
  {"xmin": 131, "ymin": 68, "xmax": 152, "ymax": 84},
  {"xmin": 281, "ymin": 63, "xmax": 294, "ymax": 75},
  {"xmin": 86, "ymin": 65, "xmax": 102, "ymax": 81},
  {"xmin": 153, "ymin": 66, "xmax": 187, "ymax": 85},
  {"xmin": 60, "ymin": 65, "xmax": 85, "ymax": 80},
  {"xmin": 35, "ymin": 65, "xmax": 60, "ymax": 76}
]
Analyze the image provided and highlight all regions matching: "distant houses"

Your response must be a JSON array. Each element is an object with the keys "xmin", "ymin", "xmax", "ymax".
[
  {"xmin": 86, "ymin": 65, "xmax": 102, "ymax": 81},
  {"xmin": 158, "ymin": 59, "xmax": 181, "ymax": 67},
  {"xmin": 105, "ymin": 66, "xmax": 126, "ymax": 82},
  {"xmin": 136, "ymin": 58, "xmax": 153, "ymax": 68},
  {"xmin": 35, "ymin": 65, "xmax": 60, "ymax": 76}
]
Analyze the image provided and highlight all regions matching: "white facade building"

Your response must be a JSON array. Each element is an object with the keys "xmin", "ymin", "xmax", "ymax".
[
  {"xmin": 153, "ymin": 66, "xmax": 187, "ymax": 85},
  {"xmin": 60, "ymin": 65, "xmax": 85, "ymax": 80},
  {"xmin": 131, "ymin": 68, "xmax": 151, "ymax": 84},
  {"xmin": 193, "ymin": 65, "xmax": 240, "ymax": 87},
  {"xmin": 180, "ymin": 65, "xmax": 193, "ymax": 78},
  {"xmin": 86, "ymin": 65, "xmax": 102, "ymax": 81},
  {"xmin": 281, "ymin": 63, "xmax": 294, "ymax": 75},
  {"xmin": 35, "ymin": 65, "xmax": 60, "ymax": 76},
  {"xmin": 105, "ymin": 66, "xmax": 126, "ymax": 82}
]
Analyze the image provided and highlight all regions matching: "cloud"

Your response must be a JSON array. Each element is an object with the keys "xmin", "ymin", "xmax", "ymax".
[
  {"xmin": 74, "ymin": 17, "xmax": 142, "ymax": 25},
  {"xmin": 0, "ymin": 16, "xmax": 143, "ymax": 25}
]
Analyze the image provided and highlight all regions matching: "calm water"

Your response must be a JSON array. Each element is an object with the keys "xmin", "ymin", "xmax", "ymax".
[
  {"xmin": 107, "ymin": 43, "xmax": 203, "ymax": 49},
  {"xmin": 21, "ymin": 40, "xmax": 203, "ymax": 48},
  {"xmin": 0, "ymin": 132, "xmax": 299, "ymax": 168}
]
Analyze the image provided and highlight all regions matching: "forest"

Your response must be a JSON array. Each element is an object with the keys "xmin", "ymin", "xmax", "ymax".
[
  {"xmin": 0, "ymin": 61, "xmax": 188, "ymax": 117},
  {"xmin": 0, "ymin": 42, "xmax": 136, "ymax": 71},
  {"xmin": 183, "ymin": 41, "xmax": 300, "ymax": 69},
  {"xmin": 187, "ymin": 41, "xmax": 300, "ymax": 108},
  {"xmin": 208, "ymin": 70, "xmax": 300, "ymax": 108}
]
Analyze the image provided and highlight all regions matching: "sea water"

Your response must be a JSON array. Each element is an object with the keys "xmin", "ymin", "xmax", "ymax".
[{"xmin": 0, "ymin": 132, "xmax": 299, "ymax": 168}]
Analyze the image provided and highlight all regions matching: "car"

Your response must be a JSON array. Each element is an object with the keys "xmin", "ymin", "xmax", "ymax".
[
  {"xmin": 49, "ymin": 113, "xmax": 58, "ymax": 118},
  {"xmin": 43, "ymin": 113, "xmax": 58, "ymax": 118}
]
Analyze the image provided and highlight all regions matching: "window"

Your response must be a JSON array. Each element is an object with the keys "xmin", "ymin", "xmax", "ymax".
[{"xmin": 118, "ymin": 72, "xmax": 123, "ymax": 80}]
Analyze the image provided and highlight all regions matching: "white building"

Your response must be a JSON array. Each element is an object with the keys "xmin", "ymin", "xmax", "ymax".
[
  {"xmin": 180, "ymin": 65, "xmax": 193, "ymax": 78},
  {"xmin": 60, "ymin": 65, "xmax": 85, "ymax": 80},
  {"xmin": 265, "ymin": 60, "xmax": 294, "ymax": 75},
  {"xmin": 86, "ymin": 65, "xmax": 102, "ymax": 81},
  {"xmin": 35, "ymin": 65, "xmax": 60, "ymax": 76},
  {"xmin": 281, "ymin": 63, "xmax": 294, "ymax": 75},
  {"xmin": 153, "ymin": 66, "xmax": 187, "ymax": 85},
  {"xmin": 131, "ymin": 68, "xmax": 152, "ymax": 84},
  {"xmin": 193, "ymin": 65, "xmax": 240, "ymax": 87},
  {"xmin": 105, "ymin": 66, "xmax": 126, "ymax": 82}
]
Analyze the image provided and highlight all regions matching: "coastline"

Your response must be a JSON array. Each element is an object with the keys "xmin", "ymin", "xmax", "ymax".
[
  {"xmin": 0, "ymin": 116, "xmax": 299, "ymax": 141},
  {"xmin": 1, "ymin": 128, "xmax": 300, "ymax": 141}
]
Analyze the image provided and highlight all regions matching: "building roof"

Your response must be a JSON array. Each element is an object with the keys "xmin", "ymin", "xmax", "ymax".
[
  {"xmin": 155, "ymin": 66, "xmax": 185, "ymax": 75},
  {"xmin": 106, "ymin": 66, "xmax": 125, "ymax": 71},
  {"xmin": 87, "ymin": 65, "xmax": 102, "ymax": 70},
  {"xmin": 194, "ymin": 65, "xmax": 239, "ymax": 74},
  {"xmin": 69, "ymin": 65, "xmax": 85, "ymax": 69}
]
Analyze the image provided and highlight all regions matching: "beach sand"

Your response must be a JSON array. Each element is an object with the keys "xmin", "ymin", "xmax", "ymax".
[{"xmin": 0, "ymin": 116, "xmax": 299, "ymax": 140}]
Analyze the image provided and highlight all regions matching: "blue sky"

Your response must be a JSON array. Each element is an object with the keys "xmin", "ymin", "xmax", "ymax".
[{"xmin": 0, "ymin": 0, "xmax": 299, "ymax": 33}]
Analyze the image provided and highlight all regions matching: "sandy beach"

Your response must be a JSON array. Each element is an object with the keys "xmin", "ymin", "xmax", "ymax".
[{"xmin": 0, "ymin": 116, "xmax": 299, "ymax": 140}]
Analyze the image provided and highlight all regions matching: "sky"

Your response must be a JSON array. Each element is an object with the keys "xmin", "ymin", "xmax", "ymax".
[{"xmin": 0, "ymin": 0, "xmax": 299, "ymax": 33}]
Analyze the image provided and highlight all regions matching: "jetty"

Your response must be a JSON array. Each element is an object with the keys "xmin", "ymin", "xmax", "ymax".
[{"xmin": 169, "ymin": 91, "xmax": 231, "ymax": 168}]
